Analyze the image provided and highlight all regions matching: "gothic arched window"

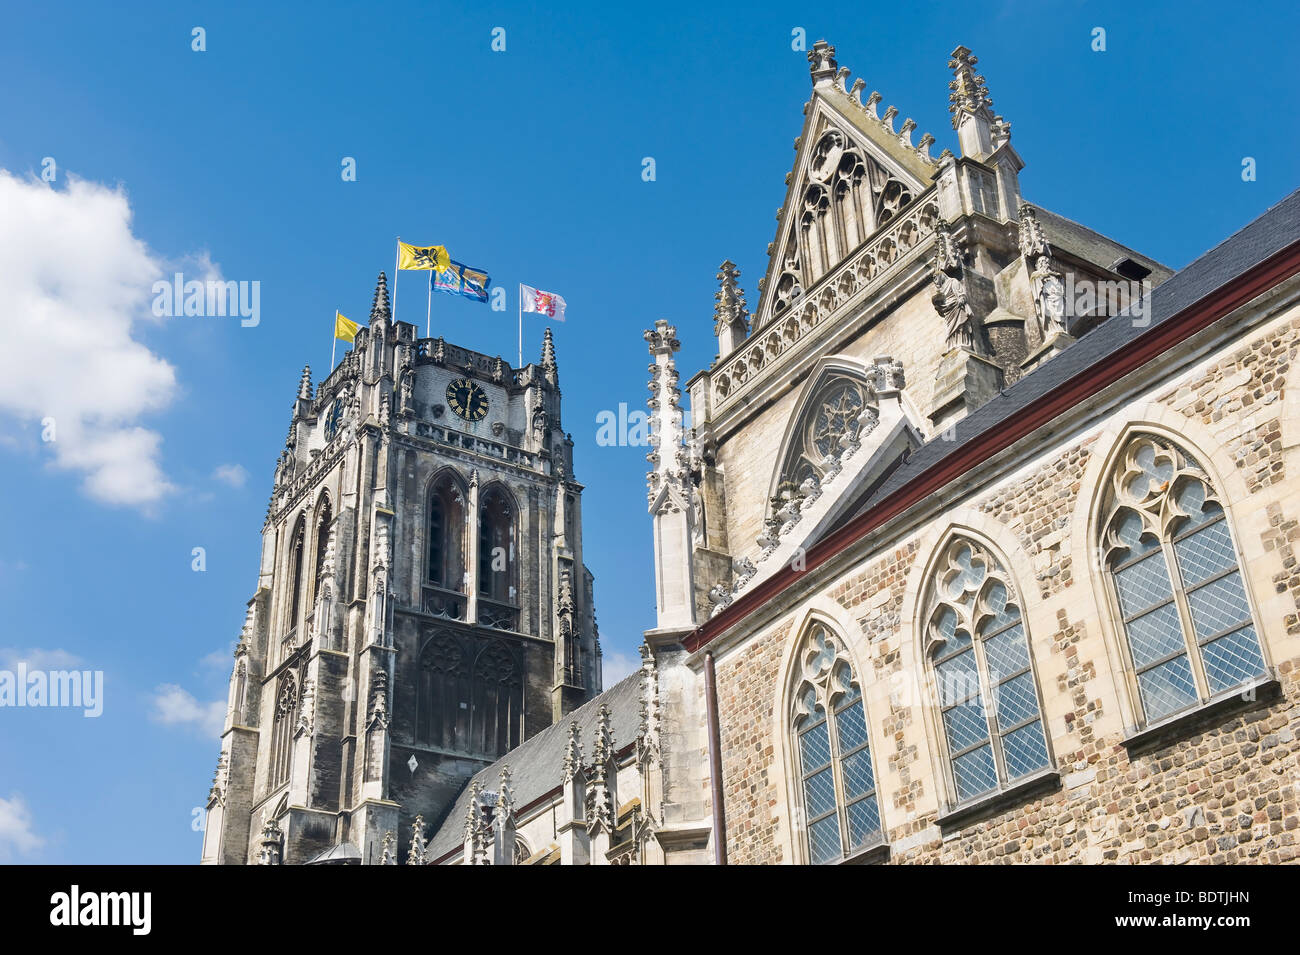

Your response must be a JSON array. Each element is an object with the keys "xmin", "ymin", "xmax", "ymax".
[
  {"xmin": 312, "ymin": 496, "xmax": 332, "ymax": 600},
  {"xmin": 478, "ymin": 486, "xmax": 517, "ymax": 606},
  {"xmin": 1100, "ymin": 435, "xmax": 1267, "ymax": 724},
  {"xmin": 790, "ymin": 623, "xmax": 881, "ymax": 864},
  {"xmin": 231, "ymin": 661, "xmax": 247, "ymax": 725},
  {"xmin": 269, "ymin": 672, "xmax": 297, "ymax": 790},
  {"xmin": 472, "ymin": 640, "xmax": 522, "ymax": 756},
  {"xmin": 416, "ymin": 632, "xmax": 467, "ymax": 750},
  {"xmin": 286, "ymin": 516, "xmax": 307, "ymax": 637},
  {"xmin": 427, "ymin": 474, "xmax": 466, "ymax": 592},
  {"xmin": 925, "ymin": 537, "xmax": 1051, "ymax": 804}
]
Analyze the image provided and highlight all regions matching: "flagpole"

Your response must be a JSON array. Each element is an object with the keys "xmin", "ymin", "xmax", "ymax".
[
  {"xmin": 393, "ymin": 236, "xmax": 400, "ymax": 323},
  {"xmin": 331, "ymin": 311, "xmax": 338, "ymax": 370},
  {"xmin": 517, "ymin": 283, "xmax": 523, "ymax": 368},
  {"xmin": 426, "ymin": 270, "xmax": 433, "ymax": 339}
]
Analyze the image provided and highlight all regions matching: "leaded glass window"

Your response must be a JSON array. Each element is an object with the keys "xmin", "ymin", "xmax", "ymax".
[
  {"xmin": 1101, "ymin": 435, "xmax": 1266, "ymax": 724},
  {"xmin": 925, "ymin": 538, "xmax": 1051, "ymax": 805},
  {"xmin": 791, "ymin": 624, "xmax": 881, "ymax": 863}
]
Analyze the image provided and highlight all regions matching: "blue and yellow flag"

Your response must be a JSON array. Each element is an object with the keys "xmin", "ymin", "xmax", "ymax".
[
  {"xmin": 432, "ymin": 261, "xmax": 491, "ymax": 303},
  {"xmin": 461, "ymin": 266, "xmax": 490, "ymax": 303}
]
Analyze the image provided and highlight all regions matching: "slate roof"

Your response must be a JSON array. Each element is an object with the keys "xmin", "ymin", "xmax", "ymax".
[
  {"xmin": 425, "ymin": 671, "xmax": 644, "ymax": 861},
  {"xmin": 852, "ymin": 188, "xmax": 1300, "ymax": 519}
]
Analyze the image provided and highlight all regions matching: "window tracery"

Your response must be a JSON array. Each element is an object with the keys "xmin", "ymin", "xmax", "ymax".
[
  {"xmin": 1099, "ymin": 435, "xmax": 1266, "ymax": 724},
  {"xmin": 790, "ymin": 623, "xmax": 881, "ymax": 864},
  {"xmin": 924, "ymin": 537, "xmax": 1051, "ymax": 803}
]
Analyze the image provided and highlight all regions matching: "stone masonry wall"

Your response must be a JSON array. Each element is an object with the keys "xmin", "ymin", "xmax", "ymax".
[{"xmin": 711, "ymin": 299, "xmax": 1300, "ymax": 864}]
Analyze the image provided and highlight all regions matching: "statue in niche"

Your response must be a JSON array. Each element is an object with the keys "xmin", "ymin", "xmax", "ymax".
[
  {"xmin": 1030, "ymin": 255, "xmax": 1069, "ymax": 342},
  {"xmin": 933, "ymin": 263, "xmax": 974, "ymax": 351}
]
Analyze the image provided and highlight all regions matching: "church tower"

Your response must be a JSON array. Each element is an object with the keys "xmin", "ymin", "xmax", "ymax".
[{"xmin": 200, "ymin": 273, "xmax": 601, "ymax": 865}]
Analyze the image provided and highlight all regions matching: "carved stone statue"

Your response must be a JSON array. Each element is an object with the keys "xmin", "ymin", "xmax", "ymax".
[
  {"xmin": 398, "ymin": 368, "xmax": 414, "ymax": 416},
  {"xmin": 931, "ymin": 223, "xmax": 978, "ymax": 352},
  {"xmin": 933, "ymin": 264, "xmax": 974, "ymax": 351},
  {"xmin": 1030, "ymin": 254, "xmax": 1069, "ymax": 341}
]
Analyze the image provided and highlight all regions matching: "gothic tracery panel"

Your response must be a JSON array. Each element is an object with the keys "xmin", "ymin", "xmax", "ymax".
[{"xmin": 774, "ymin": 374, "xmax": 877, "ymax": 498}]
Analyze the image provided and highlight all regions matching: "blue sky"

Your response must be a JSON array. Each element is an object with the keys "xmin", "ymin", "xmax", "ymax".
[{"xmin": 0, "ymin": 0, "xmax": 1295, "ymax": 863}]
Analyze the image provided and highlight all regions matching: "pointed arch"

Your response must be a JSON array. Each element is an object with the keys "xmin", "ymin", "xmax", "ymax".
[
  {"xmin": 269, "ymin": 670, "xmax": 297, "ymax": 790},
  {"xmin": 471, "ymin": 639, "xmax": 523, "ymax": 756},
  {"xmin": 1093, "ymin": 429, "xmax": 1269, "ymax": 726},
  {"xmin": 284, "ymin": 514, "xmax": 308, "ymax": 652},
  {"xmin": 477, "ymin": 482, "xmax": 519, "ymax": 626},
  {"xmin": 917, "ymin": 530, "xmax": 1054, "ymax": 805},
  {"xmin": 310, "ymin": 491, "xmax": 332, "ymax": 606},
  {"xmin": 768, "ymin": 355, "xmax": 880, "ymax": 505},
  {"xmin": 416, "ymin": 630, "xmax": 468, "ymax": 750},
  {"xmin": 781, "ymin": 612, "xmax": 882, "ymax": 863},
  {"xmin": 425, "ymin": 468, "xmax": 467, "ymax": 594}
]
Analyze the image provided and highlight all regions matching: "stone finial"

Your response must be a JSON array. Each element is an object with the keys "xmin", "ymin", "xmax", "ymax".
[
  {"xmin": 369, "ymin": 271, "xmax": 391, "ymax": 322},
  {"xmin": 462, "ymin": 781, "xmax": 489, "ymax": 865},
  {"xmin": 636, "ymin": 642, "xmax": 661, "ymax": 767},
  {"xmin": 586, "ymin": 704, "xmax": 616, "ymax": 832},
  {"xmin": 947, "ymin": 45, "xmax": 993, "ymax": 126},
  {"xmin": 406, "ymin": 815, "xmax": 427, "ymax": 865},
  {"xmin": 1017, "ymin": 204, "xmax": 1051, "ymax": 260},
  {"xmin": 644, "ymin": 319, "xmax": 688, "ymax": 507},
  {"xmin": 541, "ymin": 326, "xmax": 557, "ymax": 379},
  {"xmin": 379, "ymin": 830, "xmax": 396, "ymax": 865},
  {"xmin": 256, "ymin": 814, "xmax": 284, "ymax": 865},
  {"xmin": 807, "ymin": 39, "xmax": 838, "ymax": 86},
  {"xmin": 562, "ymin": 721, "xmax": 584, "ymax": 785},
  {"xmin": 496, "ymin": 766, "xmax": 515, "ymax": 826},
  {"xmin": 297, "ymin": 364, "xmax": 313, "ymax": 400},
  {"xmin": 713, "ymin": 260, "xmax": 750, "ymax": 339}
]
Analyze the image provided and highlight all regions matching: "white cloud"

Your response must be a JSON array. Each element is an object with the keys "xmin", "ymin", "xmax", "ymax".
[
  {"xmin": 212, "ymin": 463, "xmax": 248, "ymax": 488},
  {"xmin": 0, "ymin": 171, "xmax": 183, "ymax": 509},
  {"xmin": 149, "ymin": 683, "xmax": 224, "ymax": 737},
  {"xmin": 0, "ymin": 647, "xmax": 83, "ymax": 671},
  {"xmin": 199, "ymin": 645, "xmax": 235, "ymax": 669},
  {"xmin": 601, "ymin": 650, "xmax": 639, "ymax": 687},
  {"xmin": 0, "ymin": 794, "xmax": 43, "ymax": 860}
]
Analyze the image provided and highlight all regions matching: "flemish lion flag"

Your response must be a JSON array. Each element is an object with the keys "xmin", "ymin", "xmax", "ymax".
[
  {"xmin": 334, "ymin": 311, "xmax": 360, "ymax": 342},
  {"xmin": 520, "ymin": 284, "xmax": 566, "ymax": 322},
  {"xmin": 397, "ymin": 241, "xmax": 451, "ymax": 273}
]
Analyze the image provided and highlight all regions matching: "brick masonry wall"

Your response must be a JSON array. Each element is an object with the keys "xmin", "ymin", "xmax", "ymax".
[
  {"xmin": 712, "ymin": 302, "xmax": 1300, "ymax": 864},
  {"xmin": 716, "ymin": 621, "xmax": 791, "ymax": 866}
]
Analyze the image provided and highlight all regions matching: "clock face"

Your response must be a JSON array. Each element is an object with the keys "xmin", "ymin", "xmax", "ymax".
[
  {"xmin": 446, "ymin": 378, "xmax": 489, "ymax": 421},
  {"xmin": 323, "ymin": 399, "xmax": 344, "ymax": 441}
]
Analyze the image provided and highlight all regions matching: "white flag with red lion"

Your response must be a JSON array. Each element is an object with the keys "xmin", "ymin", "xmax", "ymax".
[{"xmin": 520, "ymin": 284, "xmax": 566, "ymax": 322}]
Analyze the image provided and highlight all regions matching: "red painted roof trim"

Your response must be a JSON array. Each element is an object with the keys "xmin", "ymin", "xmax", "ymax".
[{"xmin": 684, "ymin": 238, "xmax": 1300, "ymax": 655}]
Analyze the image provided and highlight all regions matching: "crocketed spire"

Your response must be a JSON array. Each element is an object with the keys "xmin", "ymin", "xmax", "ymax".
[
  {"xmin": 541, "ymin": 326, "xmax": 558, "ymax": 384},
  {"xmin": 369, "ymin": 271, "xmax": 391, "ymax": 322}
]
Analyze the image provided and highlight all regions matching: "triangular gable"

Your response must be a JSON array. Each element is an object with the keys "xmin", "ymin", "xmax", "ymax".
[{"xmin": 755, "ymin": 74, "xmax": 941, "ymax": 331}]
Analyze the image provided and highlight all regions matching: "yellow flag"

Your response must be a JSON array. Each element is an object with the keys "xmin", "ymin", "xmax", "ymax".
[
  {"xmin": 398, "ymin": 241, "xmax": 450, "ymax": 273},
  {"xmin": 334, "ymin": 311, "xmax": 359, "ymax": 342}
]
